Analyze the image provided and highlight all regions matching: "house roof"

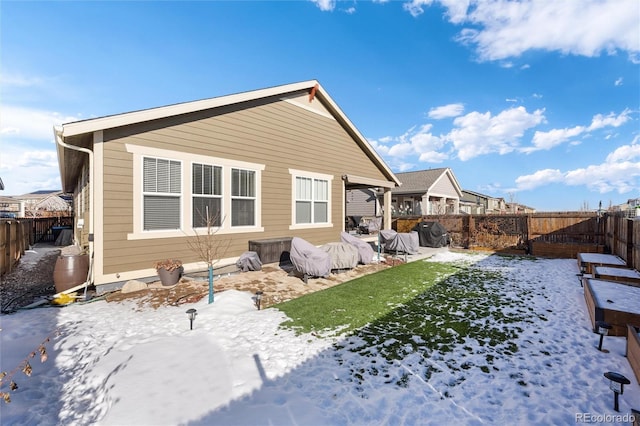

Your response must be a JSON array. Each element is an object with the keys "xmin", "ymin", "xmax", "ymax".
[
  {"xmin": 392, "ymin": 168, "xmax": 462, "ymax": 197},
  {"xmin": 461, "ymin": 189, "xmax": 504, "ymax": 203},
  {"xmin": 17, "ymin": 190, "xmax": 63, "ymax": 200},
  {"xmin": 55, "ymin": 80, "xmax": 400, "ymax": 191}
]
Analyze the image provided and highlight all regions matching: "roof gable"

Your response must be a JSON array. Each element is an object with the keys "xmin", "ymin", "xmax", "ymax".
[
  {"xmin": 55, "ymin": 80, "xmax": 400, "ymax": 190},
  {"xmin": 393, "ymin": 168, "xmax": 462, "ymax": 197}
]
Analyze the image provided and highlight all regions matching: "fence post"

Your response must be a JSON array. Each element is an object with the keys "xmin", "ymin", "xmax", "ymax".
[
  {"xmin": 463, "ymin": 215, "xmax": 471, "ymax": 249},
  {"xmin": 7, "ymin": 221, "xmax": 14, "ymax": 274},
  {"xmin": 1, "ymin": 221, "xmax": 8, "ymax": 275}
]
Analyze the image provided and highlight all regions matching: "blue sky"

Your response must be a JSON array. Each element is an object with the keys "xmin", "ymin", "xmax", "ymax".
[{"xmin": 1, "ymin": 0, "xmax": 638, "ymax": 211}]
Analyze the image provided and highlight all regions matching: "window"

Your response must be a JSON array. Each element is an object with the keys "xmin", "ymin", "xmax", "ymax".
[
  {"xmin": 143, "ymin": 157, "xmax": 181, "ymax": 230},
  {"xmin": 295, "ymin": 176, "xmax": 328, "ymax": 224},
  {"xmin": 127, "ymin": 144, "xmax": 264, "ymax": 239},
  {"xmin": 231, "ymin": 168, "xmax": 255, "ymax": 227},
  {"xmin": 192, "ymin": 163, "xmax": 222, "ymax": 227}
]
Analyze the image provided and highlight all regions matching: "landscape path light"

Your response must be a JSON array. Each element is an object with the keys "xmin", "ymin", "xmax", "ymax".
[
  {"xmin": 186, "ymin": 308, "xmax": 197, "ymax": 330},
  {"xmin": 254, "ymin": 291, "xmax": 264, "ymax": 310},
  {"xmin": 603, "ymin": 371, "xmax": 630, "ymax": 412},
  {"xmin": 595, "ymin": 321, "xmax": 612, "ymax": 352}
]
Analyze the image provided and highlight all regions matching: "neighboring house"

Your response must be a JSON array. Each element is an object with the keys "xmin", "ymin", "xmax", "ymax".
[
  {"xmin": 389, "ymin": 168, "xmax": 462, "ymax": 216},
  {"xmin": 460, "ymin": 190, "xmax": 506, "ymax": 215},
  {"xmin": 55, "ymin": 80, "xmax": 399, "ymax": 291},
  {"xmin": 14, "ymin": 190, "xmax": 72, "ymax": 217},
  {"xmin": 612, "ymin": 197, "xmax": 640, "ymax": 217},
  {"xmin": 0, "ymin": 196, "xmax": 20, "ymax": 218},
  {"xmin": 506, "ymin": 203, "xmax": 536, "ymax": 214}
]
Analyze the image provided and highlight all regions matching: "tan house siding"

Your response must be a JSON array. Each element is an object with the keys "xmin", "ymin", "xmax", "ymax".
[
  {"xmin": 96, "ymin": 95, "xmax": 390, "ymax": 280},
  {"xmin": 431, "ymin": 174, "xmax": 457, "ymax": 195}
]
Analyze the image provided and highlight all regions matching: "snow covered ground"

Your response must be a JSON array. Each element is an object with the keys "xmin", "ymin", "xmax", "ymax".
[{"xmin": 1, "ymin": 251, "xmax": 639, "ymax": 425}]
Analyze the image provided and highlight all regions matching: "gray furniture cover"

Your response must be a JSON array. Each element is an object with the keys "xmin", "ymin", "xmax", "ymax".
[
  {"xmin": 236, "ymin": 251, "xmax": 262, "ymax": 272},
  {"xmin": 340, "ymin": 232, "xmax": 375, "ymax": 264},
  {"xmin": 379, "ymin": 229, "xmax": 419, "ymax": 255},
  {"xmin": 289, "ymin": 237, "xmax": 332, "ymax": 278},
  {"xmin": 412, "ymin": 221, "xmax": 449, "ymax": 247},
  {"xmin": 321, "ymin": 242, "xmax": 359, "ymax": 270}
]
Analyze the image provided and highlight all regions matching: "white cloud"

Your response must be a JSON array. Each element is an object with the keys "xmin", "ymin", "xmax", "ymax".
[
  {"xmin": 388, "ymin": 142, "xmax": 414, "ymax": 157},
  {"xmin": 0, "ymin": 145, "xmax": 61, "ymax": 195},
  {"xmin": 376, "ymin": 124, "xmax": 448, "ymax": 164},
  {"xmin": 606, "ymin": 137, "xmax": 640, "ymax": 162},
  {"xmin": 522, "ymin": 109, "xmax": 632, "ymax": 153},
  {"xmin": 310, "ymin": 0, "xmax": 336, "ymax": 12},
  {"xmin": 0, "ymin": 105, "xmax": 81, "ymax": 141},
  {"xmin": 0, "ymin": 72, "xmax": 45, "ymax": 88},
  {"xmin": 396, "ymin": 162, "xmax": 416, "ymax": 172},
  {"xmin": 409, "ymin": 128, "xmax": 443, "ymax": 152},
  {"xmin": 525, "ymin": 125, "xmax": 585, "ymax": 153},
  {"xmin": 514, "ymin": 139, "xmax": 640, "ymax": 194},
  {"xmin": 428, "ymin": 103, "xmax": 464, "ymax": 119},
  {"xmin": 448, "ymin": 0, "xmax": 639, "ymax": 62},
  {"xmin": 402, "ymin": 0, "xmax": 434, "ymax": 17},
  {"xmin": 367, "ymin": 138, "xmax": 391, "ymax": 156},
  {"xmin": 437, "ymin": 0, "xmax": 470, "ymax": 24},
  {"xmin": 514, "ymin": 169, "xmax": 564, "ymax": 191},
  {"xmin": 379, "ymin": 105, "xmax": 546, "ymax": 163},
  {"xmin": 418, "ymin": 151, "xmax": 448, "ymax": 163},
  {"xmin": 614, "ymin": 77, "xmax": 624, "ymax": 86},
  {"xmin": 449, "ymin": 106, "xmax": 545, "ymax": 160},
  {"xmin": 564, "ymin": 161, "xmax": 640, "ymax": 193},
  {"xmin": 588, "ymin": 109, "xmax": 631, "ymax": 131}
]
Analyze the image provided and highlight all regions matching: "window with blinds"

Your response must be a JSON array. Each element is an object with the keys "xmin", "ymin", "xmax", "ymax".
[
  {"xmin": 231, "ymin": 168, "xmax": 255, "ymax": 226},
  {"xmin": 143, "ymin": 157, "xmax": 181, "ymax": 230},
  {"xmin": 295, "ymin": 176, "xmax": 328, "ymax": 224},
  {"xmin": 192, "ymin": 163, "xmax": 222, "ymax": 227}
]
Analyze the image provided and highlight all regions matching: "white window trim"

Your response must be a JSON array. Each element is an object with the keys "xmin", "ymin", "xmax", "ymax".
[
  {"xmin": 191, "ymin": 162, "xmax": 223, "ymax": 230},
  {"xmin": 127, "ymin": 144, "xmax": 264, "ymax": 240},
  {"xmin": 289, "ymin": 169, "xmax": 333, "ymax": 230},
  {"xmin": 230, "ymin": 168, "xmax": 258, "ymax": 228},
  {"xmin": 142, "ymin": 156, "xmax": 183, "ymax": 232}
]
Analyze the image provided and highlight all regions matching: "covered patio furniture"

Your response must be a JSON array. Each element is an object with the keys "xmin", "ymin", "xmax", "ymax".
[
  {"xmin": 340, "ymin": 232, "xmax": 376, "ymax": 264},
  {"xmin": 379, "ymin": 229, "xmax": 419, "ymax": 255},
  {"xmin": 412, "ymin": 221, "xmax": 449, "ymax": 248},
  {"xmin": 236, "ymin": 251, "xmax": 262, "ymax": 272},
  {"xmin": 321, "ymin": 242, "xmax": 359, "ymax": 270},
  {"xmin": 289, "ymin": 237, "xmax": 332, "ymax": 282}
]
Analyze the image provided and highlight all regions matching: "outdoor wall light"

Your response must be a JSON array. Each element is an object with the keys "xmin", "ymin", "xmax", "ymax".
[
  {"xmin": 186, "ymin": 308, "xmax": 197, "ymax": 330},
  {"xmin": 595, "ymin": 321, "xmax": 612, "ymax": 352},
  {"xmin": 604, "ymin": 371, "xmax": 630, "ymax": 412},
  {"xmin": 254, "ymin": 291, "xmax": 264, "ymax": 310}
]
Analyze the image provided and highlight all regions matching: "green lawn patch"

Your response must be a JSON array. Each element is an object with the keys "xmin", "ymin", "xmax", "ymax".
[
  {"xmin": 275, "ymin": 261, "xmax": 459, "ymax": 335},
  {"xmin": 275, "ymin": 256, "xmax": 549, "ymax": 390}
]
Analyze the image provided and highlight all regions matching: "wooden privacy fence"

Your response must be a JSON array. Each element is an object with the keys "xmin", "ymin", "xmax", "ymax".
[
  {"xmin": 0, "ymin": 216, "xmax": 73, "ymax": 276},
  {"xmin": 1, "ymin": 219, "xmax": 32, "ymax": 276},
  {"xmin": 605, "ymin": 213, "xmax": 640, "ymax": 271},
  {"xmin": 395, "ymin": 213, "xmax": 638, "ymax": 268}
]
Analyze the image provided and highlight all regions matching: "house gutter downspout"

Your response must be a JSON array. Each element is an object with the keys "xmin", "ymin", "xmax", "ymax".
[{"xmin": 54, "ymin": 126, "xmax": 94, "ymax": 287}]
